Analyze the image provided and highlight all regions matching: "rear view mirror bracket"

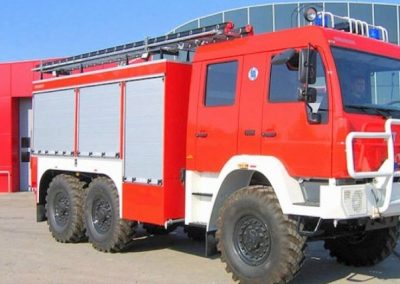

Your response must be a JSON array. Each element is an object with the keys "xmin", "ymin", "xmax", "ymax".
[
  {"xmin": 298, "ymin": 87, "xmax": 317, "ymax": 103},
  {"xmin": 271, "ymin": 49, "xmax": 297, "ymax": 65}
]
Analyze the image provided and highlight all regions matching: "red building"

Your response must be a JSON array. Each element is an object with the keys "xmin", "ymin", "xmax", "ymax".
[{"xmin": 0, "ymin": 60, "xmax": 40, "ymax": 192}]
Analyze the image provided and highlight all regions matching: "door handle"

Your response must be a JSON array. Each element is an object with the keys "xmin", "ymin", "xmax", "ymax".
[
  {"xmin": 262, "ymin": 131, "xmax": 277, "ymax": 138},
  {"xmin": 195, "ymin": 132, "xmax": 208, "ymax": 138},
  {"xmin": 244, "ymin": 129, "xmax": 256, "ymax": 136}
]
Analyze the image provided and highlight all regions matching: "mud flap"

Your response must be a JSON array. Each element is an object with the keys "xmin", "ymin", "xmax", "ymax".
[
  {"xmin": 206, "ymin": 230, "xmax": 218, "ymax": 257},
  {"xmin": 37, "ymin": 203, "xmax": 46, "ymax": 222}
]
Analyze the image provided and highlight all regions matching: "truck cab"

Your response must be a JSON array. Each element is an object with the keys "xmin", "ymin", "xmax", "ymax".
[
  {"xmin": 186, "ymin": 18, "xmax": 400, "ymax": 223},
  {"xmin": 184, "ymin": 12, "xmax": 400, "ymax": 282}
]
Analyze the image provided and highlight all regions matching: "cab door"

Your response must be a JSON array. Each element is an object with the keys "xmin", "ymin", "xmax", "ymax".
[
  {"xmin": 194, "ymin": 57, "xmax": 242, "ymax": 172},
  {"xmin": 237, "ymin": 53, "xmax": 267, "ymax": 154},
  {"xmin": 261, "ymin": 50, "xmax": 332, "ymax": 177}
]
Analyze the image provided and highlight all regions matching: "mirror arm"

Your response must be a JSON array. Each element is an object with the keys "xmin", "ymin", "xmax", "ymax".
[
  {"xmin": 299, "ymin": 43, "xmax": 318, "ymax": 102},
  {"xmin": 303, "ymin": 43, "xmax": 313, "ymax": 94},
  {"xmin": 304, "ymin": 47, "xmax": 310, "ymax": 91}
]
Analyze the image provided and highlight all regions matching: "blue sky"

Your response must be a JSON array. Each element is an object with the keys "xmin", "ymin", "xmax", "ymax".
[{"xmin": 1, "ymin": 0, "xmax": 397, "ymax": 62}]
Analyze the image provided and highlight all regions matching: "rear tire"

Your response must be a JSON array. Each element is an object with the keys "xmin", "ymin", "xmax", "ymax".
[
  {"xmin": 46, "ymin": 174, "xmax": 86, "ymax": 243},
  {"xmin": 324, "ymin": 225, "xmax": 399, "ymax": 266},
  {"xmin": 84, "ymin": 177, "xmax": 135, "ymax": 252},
  {"xmin": 216, "ymin": 185, "xmax": 306, "ymax": 284}
]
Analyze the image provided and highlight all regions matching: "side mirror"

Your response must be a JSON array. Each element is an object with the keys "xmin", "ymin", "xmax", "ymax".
[
  {"xmin": 299, "ymin": 48, "xmax": 317, "ymax": 84},
  {"xmin": 271, "ymin": 49, "xmax": 297, "ymax": 65},
  {"xmin": 299, "ymin": 87, "xmax": 317, "ymax": 103}
]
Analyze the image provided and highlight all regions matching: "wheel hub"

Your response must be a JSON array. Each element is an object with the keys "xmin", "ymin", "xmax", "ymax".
[
  {"xmin": 92, "ymin": 197, "xmax": 112, "ymax": 233},
  {"xmin": 54, "ymin": 191, "xmax": 70, "ymax": 227},
  {"xmin": 234, "ymin": 215, "xmax": 271, "ymax": 266}
]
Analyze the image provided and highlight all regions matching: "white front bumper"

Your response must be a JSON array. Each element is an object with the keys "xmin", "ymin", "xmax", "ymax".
[{"xmin": 319, "ymin": 182, "xmax": 400, "ymax": 219}]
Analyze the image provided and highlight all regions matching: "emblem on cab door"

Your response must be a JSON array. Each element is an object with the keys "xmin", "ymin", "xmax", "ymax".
[{"xmin": 248, "ymin": 67, "xmax": 259, "ymax": 81}]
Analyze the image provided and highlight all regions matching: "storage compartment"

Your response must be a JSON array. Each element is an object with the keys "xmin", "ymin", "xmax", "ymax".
[
  {"xmin": 79, "ymin": 83, "xmax": 120, "ymax": 157},
  {"xmin": 124, "ymin": 77, "xmax": 164, "ymax": 183},
  {"xmin": 33, "ymin": 89, "xmax": 75, "ymax": 154}
]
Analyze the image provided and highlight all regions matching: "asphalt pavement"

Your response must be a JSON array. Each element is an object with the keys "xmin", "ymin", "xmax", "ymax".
[{"xmin": 0, "ymin": 192, "xmax": 399, "ymax": 284}]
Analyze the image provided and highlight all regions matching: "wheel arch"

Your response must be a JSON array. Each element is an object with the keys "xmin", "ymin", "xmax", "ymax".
[
  {"xmin": 206, "ymin": 155, "xmax": 305, "ymax": 232},
  {"xmin": 207, "ymin": 170, "xmax": 270, "ymax": 231}
]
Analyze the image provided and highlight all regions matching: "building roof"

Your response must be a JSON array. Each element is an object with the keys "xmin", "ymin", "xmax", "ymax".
[{"xmin": 172, "ymin": 0, "xmax": 400, "ymax": 45}]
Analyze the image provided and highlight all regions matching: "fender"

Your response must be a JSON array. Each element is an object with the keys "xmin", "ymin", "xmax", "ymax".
[
  {"xmin": 36, "ymin": 156, "xmax": 124, "ymax": 215},
  {"xmin": 206, "ymin": 155, "xmax": 304, "ymax": 231}
]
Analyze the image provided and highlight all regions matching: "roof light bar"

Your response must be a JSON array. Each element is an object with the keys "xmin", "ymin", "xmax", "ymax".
[{"xmin": 309, "ymin": 11, "xmax": 388, "ymax": 42}]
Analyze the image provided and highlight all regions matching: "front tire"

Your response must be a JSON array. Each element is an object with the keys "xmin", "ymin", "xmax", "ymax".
[
  {"xmin": 84, "ymin": 177, "xmax": 135, "ymax": 252},
  {"xmin": 216, "ymin": 185, "xmax": 306, "ymax": 284},
  {"xmin": 46, "ymin": 174, "xmax": 86, "ymax": 243},
  {"xmin": 324, "ymin": 225, "xmax": 399, "ymax": 266}
]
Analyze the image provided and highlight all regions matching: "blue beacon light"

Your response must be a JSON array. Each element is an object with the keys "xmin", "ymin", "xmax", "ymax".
[
  {"xmin": 369, "ymin": 28, "xmax": 381, "ymax": 40},
  {"xmin": 315, "ymin": 14, "xmax": 329, "ymax": 27}
]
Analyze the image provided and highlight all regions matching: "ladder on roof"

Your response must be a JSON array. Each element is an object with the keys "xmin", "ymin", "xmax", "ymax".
[{"xmin": 34, "ymin": 22, "xmax": 253, "ymax": 75}]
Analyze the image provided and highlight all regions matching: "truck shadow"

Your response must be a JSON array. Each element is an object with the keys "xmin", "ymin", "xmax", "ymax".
[
  {"xmin": 293, "ymin": 241, "xmax": 400, "ymax": 283},
  {"xmin": 125, "ymin": 228, "xmax": 400, "ymax": 283},
  {"xmin": 124, "ymin": 227, "xmax": 209, "ymax": 258}
]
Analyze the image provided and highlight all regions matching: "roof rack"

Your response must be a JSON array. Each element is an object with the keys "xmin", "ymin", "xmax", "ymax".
[
  {"xmin": 34, "ymin": 22, "xmax": 253, "ymax": 75},
  {"xmin": 314, "ymin": 11, "xmax": 389, "ymax": 42}
]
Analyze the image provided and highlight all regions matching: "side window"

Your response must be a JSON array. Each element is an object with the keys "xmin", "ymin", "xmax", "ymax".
[
  {"xmin": 269, "ymin": 50, "xmax": 329, "ymax": 123},
  {"xmin": 205, "ymin": 61, "xmax": 238, "ymax": 106},
  {"xmin": 269, "ymin": 52, "xmax": 328, "ymax": 104},
  {"xmin": 310, "ymin": 55, "xmax": 328, "ymax": 110},
  {"xmin": 307, "ymin": 56, "xmax": 329, "ymax": 123},
  {"xmin": 269, "ymin": 62, "xmax": 299, "ymax": 102}
]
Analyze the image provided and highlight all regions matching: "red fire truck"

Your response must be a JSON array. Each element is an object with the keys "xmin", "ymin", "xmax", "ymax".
[{"xmin": 31, "ymin": 8, "xmax": 399, "ymax": 283}]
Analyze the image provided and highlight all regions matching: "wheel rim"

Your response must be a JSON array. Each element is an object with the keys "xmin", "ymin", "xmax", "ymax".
[
  {"xmin": 54, "ymin": 191, "xmax": 70, "ymax": 227},
  {"xmin": 233, "ymin": 215, "xmax": 272, "ymax": 266},
  {"xmin": 92, "ymin": 196, "xmax": 113, "ymax": 234}
]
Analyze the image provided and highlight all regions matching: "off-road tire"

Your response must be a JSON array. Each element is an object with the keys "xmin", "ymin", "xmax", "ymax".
[
  {"xmin": 84, "ymin": 177, "xmax": 135, "ymax": 252},
  {"xmin": 324, "ymin": 225, "xmax": 399, "ymax": 266},
  {"xmin": 46, "ymin": 174, "xmax": 86, "ymax": 243},
  {"xmin": 216, "ymin": 185, "xmax": 306, "ymax": 284}
]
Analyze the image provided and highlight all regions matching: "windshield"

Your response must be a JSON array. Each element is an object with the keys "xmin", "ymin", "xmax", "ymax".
[{"xmin": 332, "ymin": 47, "xmax": 400, "ymax": 118}]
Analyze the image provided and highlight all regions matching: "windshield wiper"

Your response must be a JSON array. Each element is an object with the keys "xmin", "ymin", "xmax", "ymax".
[
  {"xmin": 375, "ymin": 106, "xmax": 400, "ymax": 119},
  {"xmin": 345, "ymin": 105, "xmax": 392, "ymax": 118}
]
